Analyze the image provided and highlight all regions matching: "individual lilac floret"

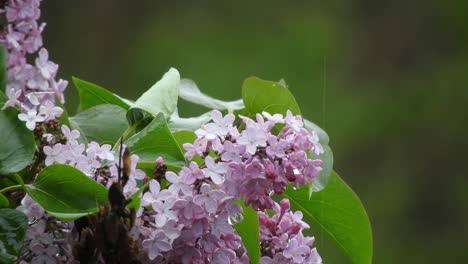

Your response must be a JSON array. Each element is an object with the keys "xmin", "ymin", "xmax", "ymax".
[{"xmin": 17, "ymin": 108, "xmax": 45, "ymax": 130}]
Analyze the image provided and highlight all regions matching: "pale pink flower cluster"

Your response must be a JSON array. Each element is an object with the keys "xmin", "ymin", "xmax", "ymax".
[
  {"xmin": 16, "ymin": 195, "xmax": 74, "ymax": 263},
  {"xmin": 259, "ymin": 199, "xmax": 322, "ymax": 264},
  {"xmin": 186, "ymin": 110, "xmax": 324, "ymax": 210},
  {"xmin": 43, "ymin": 125, "xmax": 146, "ymax": 197},
  {"xmin": 128, "ymin": 110, "xmax": 323, "ymax": 263},
  {"xmin": 1, "ymin": 0, "xmax": 67, "ymax": 130}
]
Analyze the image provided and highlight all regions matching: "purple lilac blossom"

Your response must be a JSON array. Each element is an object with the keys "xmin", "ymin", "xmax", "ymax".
[
  {"xmin": 129, "ymin": 109, "xmax": 323, "ymax": 262},
  {"xmin": 1, "ymin": 0, "xmax": 68, "ymax": 130}
]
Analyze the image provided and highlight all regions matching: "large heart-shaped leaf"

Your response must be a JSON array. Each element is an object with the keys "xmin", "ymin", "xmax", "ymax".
[
  {"xmin": 242, "ymin": 76, "xmax": 301, "ymax": 116},
  {"xmin": 282, "ymin": 171, "xmax": 373, "ymax": 264},
  {"xmin": 126, "ymin": 112, "xmax": 186, "ymax": 171},
  {"xmin": 73, "ymin": 77, "xmax": 130, "ymax": 111},
  {"xmin": 0, "ymin": 105, "xmax": 36, "ymax": 175},
  {"xmin": 234, "ymin": 203, "xmax": 260, "ymax": 264},
  {"xmin": 70, "ymin": 104, "xmax": 128, "ymax": 144},
  {"xmin": 132, "ymin": 67, "xmax": 180, "ymax": 118},
  {"xmin": 0, "ymin": 208, "xmax": 28, "ymax": 263},
  {"xmin": 25, "ymin": 164, "xmax": 108, "ymax": 221}
]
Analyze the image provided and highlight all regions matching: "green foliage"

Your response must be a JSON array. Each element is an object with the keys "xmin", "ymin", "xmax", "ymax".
[
  {"xmin": 73, "ymin": 77, "xmax": 130, "ymax": 110},
  {"xmin": 0, "ymin": 208, "xmax": 28, "ymax": 263},
  {"xmin": 242, "ymin": 76, "xmax": 301, "ymax": 116},
  {"xmin": 25, "ymin": 164, "xmax": 109, "ymax": 221},
  {"xmin": 282, "ymin": 171, "xmax": 373, "ymax": 264},
  {"xmin": 0, "ymin": 193, "xmax": 9, "ymax": 208},
  {"xmin": 172, "ymin": 130, "xmax": 204, "ymax": 165},
  {"xmin": 0, "ymin": 105, "xmax": 36, "ymax": 175},
  {"xmin": 132, "ymin": 68, "xmax": 180, "ymax": 118},
  {"xmin": 126, "ymin": 107, "xmax": 154, "ymax": 133},
  {"xmin": 70, "ymin": 104, "xmax": 128, "ymax": 144},
  {"xmin": 127, "ymin": 180, "xmax": 152, "ymax": 211},
  {"xmin": 310, "ymin": 145, "xmax": 334, "ymax": 194},
  {"xmin": 126, "ymin": 112, "xmax": 186, "ymax": 170},
  {"xmin": 0, "ymin": 90, "xmax": 6, "ymax": 103},
  {"xmin": 234, "ymin": 203, "xmax": 260, "ymax": 264}
]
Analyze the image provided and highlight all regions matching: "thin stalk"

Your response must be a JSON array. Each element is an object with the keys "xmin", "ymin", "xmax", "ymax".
[{"xmin": 0, "ymin": 184, "xmax": 24, "ymax": 194}]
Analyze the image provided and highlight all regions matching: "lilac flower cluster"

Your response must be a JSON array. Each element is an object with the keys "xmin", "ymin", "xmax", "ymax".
[
  {"xmin": 1, "ymin": 0, "xmax": 67, "ymax": 129},
  {"xmin": 259, "ymin": 199, "xmax": 322, "ymax": 264},
  {"xmin": 16, "ymin": 195, "xmax": 74, "ymax": 263},
  {"xmin": 18, "ymin": 125, "xmax": 146, "ymax": 263},
  {"xmin": 186, "ymin": 110, "xmax": 324, "ymax": 210},
  {"xmin": 124, "ymin": 110, "xmax": 323, "ymax": 263},
  {"xmin": 43, "ymin": 124, "xmax": 146, "ymax": 196},
  {"xmin": 20, "ymin": 109, "xmax": 324, "ymax": 263}
]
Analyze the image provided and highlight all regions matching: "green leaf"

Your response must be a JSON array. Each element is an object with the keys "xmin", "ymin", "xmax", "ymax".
[
  {"xmin": 242, "ymin": 76, "xmax": 301, "ymax": 116},
  {"xmin": 0, "ymin": 105, "xmax": 36, "ymax": 175},
  {"xmin": 179, "ymin": 78, "xmax": 244, "ymax": 111},
  {"xmin": 69, "ymin": 104, "xmax": 128, "ymax": 144},
  {"xmin": 172, "ymin": 130, "xmax": 197, "ymax": 148},
  {"xmin": 0, "ymin": 90, "xmax": 6, "ymax": 103},
  {"xmin": 282, "ymin": 171, "xmax": 373, "ymax": 264},
  {"xmin": 0, "ymin": 208, "xmax": 27, "ymax": 263},
  {"xmin": 25, "ymin": 164, "xmax": 108, "ymax": 221},
  {"xmin": 310, "ymin": 145, "xmax": 334, "ymax": 194},
  {"xmin": 234, "ymin": 203, "xmax": 260, "ymax": 264},
  {"xmin": 126, "ymin": 113, "xmax": 186, "ymax": 170},
  {"xmin": 126, "ymin": 107, "xmax": 154, "ymax": 133},
  {"xmin": 172, "ymin": 130, "xmax": 203, "ymax": 165},
  {"xmin": 73, "ymin": 77, "xmax": 130, "ymax": 111},
  {"xmin": 126, "ymin": 180, "xmax": 152, "ymax": 211},
  {"xmin": 0, "ymin": 47, "xmax": 6, "ymax": 93},
  {"xmin": 0, "ymin": 193, "xmax": 9, "ymax": 208},
  {"xmin": 132, "ymin": 68, "xmax": 180, "ymax": 118}
]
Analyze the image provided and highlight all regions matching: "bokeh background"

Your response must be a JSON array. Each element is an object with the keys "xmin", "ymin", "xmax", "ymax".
[{"xmin": 41, "ymin": 0, "xmax": 467, "ymax": 263}]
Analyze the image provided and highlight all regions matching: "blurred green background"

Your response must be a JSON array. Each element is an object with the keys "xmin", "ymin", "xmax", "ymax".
[{"xmin": 42, "ymin": 0, "xmax": 467, "ymax": 263}]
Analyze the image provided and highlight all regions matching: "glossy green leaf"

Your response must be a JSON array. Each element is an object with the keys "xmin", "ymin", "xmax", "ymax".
[
  {"xmin": 0, "ymin": 193, "xmax": 9, "ymax": 208},
  {"xmin": 0, "ymin": 208, "xmax": 28, "ymax": 263},
  {"xmin": 172, "ymin": 130, "xmax": 204, "ymax": 165},
  {"xmin": 126, "ymin": 107, "xmax": 154, "ymax": 133},
  {"xmin": 132, "ymin": 67, "xmax": 180, "ymax": 118},
  {"xmin": 282, "ymin": 171, "xmax": 373, "ymax": 264},
  {"xmin": 234, "ymin": 203, "xmax": 260, "ymax": 264},
  {"xmin": 310, "ymin": 145, "xmax": 334, "ymax": 194},
  {"xmin": 242, "ymin": 76, "xmax": 301, "ymax": 116},
  {"xmin": 69, "ymin": 104, "xmax": 128, "ymax": 144},
  {"xmin": 0, "ymin": 105, "xmax": 36, "ymax": 175},
  {"xmin": 73, "ymin": 77, "xmax": 130, "ymax": 111},
  {"xmin": 126, "ymin": 112, "xmax": 186, "ymax": 170},
  {"xmin": 25, "ymin": 164, "xmax": 108, "ymax": 221},
  {"xmin": 172, "ymin": 130, "xmax": 197, "ymax": 148}
]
